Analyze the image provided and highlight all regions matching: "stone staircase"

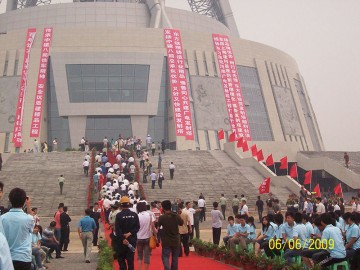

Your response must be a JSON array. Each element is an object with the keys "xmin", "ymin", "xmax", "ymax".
[
  {"xmin": 0, "ymin": 152, "xmax": 89, "ymax": 220},
  {"xmin": 141, "ymin": 150, "xmax": 287, "ymax": 213}
]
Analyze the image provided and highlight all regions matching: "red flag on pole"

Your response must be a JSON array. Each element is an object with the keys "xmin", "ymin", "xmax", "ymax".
[
  {"xmin": 218, "ymin": 129, "xmax": 224, "ymax": 140},
  {"xmin": 236, "ymin": 137, "xmax": 244, "ymax": 148},
  {"xmin": 280, "ymin": 156, "xmax": 288, "ymax": 169},
  {"xmin": 251, "ymin": 144, "xmax": 258, "ymax": 157},
  {"xmin": 334, "ymin": 183, "xmax": 343, "ymax": 197},
  {"xmin": 265, "ymin": 154, "xmax": 274, "ymax": 166},
  {"xmin": 242, "ymin": 140, "xmax": 249, "ymax": 152},
  {"xmin": 228, "ymin": 132, "xmax": 236, "ymax": 142},
  {"xmin": 313, "ymin": 184, "xmax": 321, "ymax": 197},
  {"xmin": 259, "ymin": 178, "xmax": 271, "ymax": 194},
  {"xmin": 289, "ymin": 164, "xmax": 298, "ymax": 178},
  {"xmin": 257, "ymin": 150, "xmax": 264, "ymax": 162},
  {"xmin": 304, "ymin": 170, "xmax": 312, "ymax": 185}
]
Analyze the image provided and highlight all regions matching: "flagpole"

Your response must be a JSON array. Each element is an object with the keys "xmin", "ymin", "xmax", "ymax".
[{"xmin": 273, "ymin": 164, "xmax": 277, "ymax": 175}]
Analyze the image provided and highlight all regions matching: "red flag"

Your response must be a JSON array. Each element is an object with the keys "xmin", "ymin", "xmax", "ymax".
[
  {"xmin": 280, "ymin": 156, "xmax": 288, "ymax": 169},
  {"xmin": 265, "ymin": 154, "xmax": 274, "ymax": 166},
  {"xmin": 259, "ymin": 178, "xmax": 271, "ymax": 194},
  {"xmin": 289, "ymin": 164, "xmax": 298, "ymax": 178},
  {"xmin": 242, "ymin": 140, "xmax": 249, "ymax": 152},
  {"xmin": 304, "ymin": 170, "xmax": 312, "ymax": 185},
  {"xmin": 257, "ymin": 150, "xmax": 264, "ymax": 162},
  {"xmin": 313, "ymin": 184, "xmax": 321, "ymax": 197},
  {"xmin": 228, "ymin": 132, "xmax": 236, "ymax": 142},
  {"xmin": 236, "ymin": 137, "xmax": 244, "ymax": 148},
  {"xmin": 334, "ymin": 183, "xmax": 343, "ymax": 197},
  {"xmin": 251, "ymin": 144, "xmax": 258, "ymax": 157},
  {"xmin": 218, "ymin": 129, "xmax": 224, "ymax": 140}
]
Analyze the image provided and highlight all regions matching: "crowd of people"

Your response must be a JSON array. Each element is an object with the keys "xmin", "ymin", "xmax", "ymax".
[
  {"xmin": 2, "ymin": 133, "xmax": 359, "ymax": 270},
  {"xmin": 209, "ymin": 188, "xmax": 360, "ymax": 270},
  {"xmin": 0, "ymin": 182, "xmax": 74, "ymax": 270}
]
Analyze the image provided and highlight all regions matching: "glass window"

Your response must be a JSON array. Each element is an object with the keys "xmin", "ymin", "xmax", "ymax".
[
  {"xmin": 122, "ymin": 65, "xmax": 135, "ymax": 76},
  {"xmin": 237, "ymin": 66, "xmax": 273, "ymax": 141},
  {"xmin": 133, "ymin": 90, "xmax": 147, "ymax": 102},
  {"xmin": 66, "ymin": 64, "xmax": 149, "ymax": 103},
  {"xmin": 81, "ymin": 65, "xmax": 95, "ymax": 76},
  {"xmin": 108, "ymin": 65, "xmax": 122, "ymax": 76},
  {"xmin": 109, "ymin": 77, "xmax": 121, "ymax": 90},
  {"xmin": 121, "ymin": 76, "xmax": 134, "ymax": 89},
  {"xmin": 95, "ymin": 90, "xmax": 109, "ymax": 102},
  {"xmin": 83, "ymin": 91, "xmax": 96, "ymax": 102},
  {"xmin": 95, "ymin": 65, "xmax": 108, "ymax": 76},
  {"xmin": 109, "ymin": 90, "xmax": 121, "ymax": 102},
  {"xmin": 95, "ymin": 77, "xmax": 108, "ymax": 89},
  {"xmin": 82, "ymin": 77, "xmax": 96, "ymax": 90},
  {"xmin": 121, "ymin": 90, "xmax": 134, "ymax": 102},
  {"xmin": 67, "ymin": 64, "xmax": 82, "ymax": 77}
]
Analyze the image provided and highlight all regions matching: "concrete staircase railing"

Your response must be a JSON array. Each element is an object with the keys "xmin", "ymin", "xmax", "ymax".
[{"xmin": 297, "ymin": 153, "xmax": 360, "ymax": 189}]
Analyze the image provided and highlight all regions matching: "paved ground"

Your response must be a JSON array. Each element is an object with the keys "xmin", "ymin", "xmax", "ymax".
[
  {"xmin": 44, "ymin": 233, "xmax": 100, "ymax": 270},
  {"xmin": 43, "ymin": 225, "xmax": 231, "ymax": 270}
]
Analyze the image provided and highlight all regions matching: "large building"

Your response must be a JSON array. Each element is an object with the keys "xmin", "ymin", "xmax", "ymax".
[{"xmin": 0, "ymin": 0, "xmax": 324, "ymax": 153}]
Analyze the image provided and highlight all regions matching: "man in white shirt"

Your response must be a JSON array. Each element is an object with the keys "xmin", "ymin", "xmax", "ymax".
[
  {"xmin": 146, "ymin": 135, "xmax": 152, "ymax": 150},
  {"xmin": 84, "ymin": 153, "xmax": 90, "ymax": 161},
  {"xmin": 240, "ymin": 200, "xmax": 249, "ymax": 217},
  {"xmin": 52, "ymin": 138, "xmax": 58, "ymax": 152},
  {"xmin": 95, "ymin": 153, "xmax": 101, "ymax": 163},
  {"xmin": 116, "ymin": 153, "xmax": 122, "ymax": 163},
  {"xmin": 150, "ymin": 171, "xmax": 157, "ymax": 189},
  {"xmin": 33, "ymin": 139, "xmax": 40, "ymax": 153},
  {"xmin": 184, "ymin": 202, "xmax": 196, "ymax": 241},
  {"xmin": 198, "ymin": 197, "xmax": 206, "ymax": 222},
  {"xmin": 103, "ymin": 137, "xmax": 108, "ymax": 149},
  {"xmin": 80, "ymin": 137, "xmax": 86, "ymax": 151},
  {"xmin": 128, "ymin": 156, "xmax": 135, "ymax": 164},
  {"xmin": 83, "ymin": 159, "xmax": 89, "ymax": 176},
  {"xmin": 113, "ymin": 163, "xmax": 120, "ymax": 173},
  {"xmin": 133, "ymin": 182, "xmax": 139, "ymax": 196},
  {"xmin": 169, "ymin": 162, "xmax": 175, "ymax": 180},
  {"xmin": 316, "ymin": 197, "xmax": 326, "ymax": 214}
]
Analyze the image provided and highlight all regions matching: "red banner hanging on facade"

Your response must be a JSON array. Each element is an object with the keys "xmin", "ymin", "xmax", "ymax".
[
  {"xmin": 164, "ymin": 29, "xmax": 194, "ymax": 140},
  {"xmin": 30, "ymin": 27, "xmax": 53, "ymax": 137},
  {"xmin": 12, "ymin": 28, "xmax": 37, "ymax": 147},
  {"xmin": 212, "ymin": 34, "xmax": 252, "ymax": 141}
]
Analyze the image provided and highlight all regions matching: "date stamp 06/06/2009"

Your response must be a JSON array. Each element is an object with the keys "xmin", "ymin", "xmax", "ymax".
[{"xmin": 268, "ymin": 238, "xmax": 335, "ymax": 250}]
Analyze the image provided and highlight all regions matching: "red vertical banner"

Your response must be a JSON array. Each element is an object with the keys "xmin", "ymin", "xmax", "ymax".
[
  {"xmin": 212, "ymin": 34, "xmax": 252, "ymax": 141},
  {"xmin": 12, "ymin": 28, "xmax": 37, "ymax": 148},
  {"xmin": 30, "ymin": 27, "xmax": 53, "ymax": 137},
  {"xmin": 164, "ymin": 29, "xmax": 194, "ymax": 140}
]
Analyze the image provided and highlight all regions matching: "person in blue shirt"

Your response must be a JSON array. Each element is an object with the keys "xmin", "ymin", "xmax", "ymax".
[
  {"xmin": 312, "ymin": 213, "xmax": 346, "ymax": 267},
  {"xmin": 78, "ymin": 208, "xmax": 97, "ymax": 263},
  {"xmin": 0, "ymin": 231, "xmax": 14, "ymax": 270},
  {"xmin": 223, "ymin": 216, "xmax": 238, "ymax": 246},
  {"xmin": 301, "ymin": 216, "xmax": 325, "ymax": 269},
  {"xmin": 254, "ymin": 215, "xmax": 276, "ymax": 255},
  {"xmin": 264, "ymin": 213, "xmax": 283, "ymax": 258},
  {"xmin": 282, "ymin": 212, "xmax": 296, "ymax": 245},
  {"xmin": 0, "ymin": 188, "xmax": 34, "ymax": 270},
  {"xmin": 303, "ymin": 214, "xmax": 314, "ymax": 239},
  {"xmin": 335, "ymin": 210, "xmax": 345, "ymax": 232},
  {"xmin": 247, "ymin": 216, "xmax": 256, "ymax": 241},
  {"xmin": 343, "ymin": 212, "xmax": 360, "ymax": 269},
  {"xmin": 229, "ymin": 215, "xmax": 251, "ymax": 253},
  {"xmin": 284, "ymin": 212, "xmax": 308, "ymax": 264}
]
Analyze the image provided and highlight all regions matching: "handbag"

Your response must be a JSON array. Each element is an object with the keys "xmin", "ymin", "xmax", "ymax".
[
  {"xmin": 149, "ymin": 235, "xmax": 157, "ymax": 249},
  {"xmin": 149, "ymin": 214, "xmax": 157, "ymax": 249}
]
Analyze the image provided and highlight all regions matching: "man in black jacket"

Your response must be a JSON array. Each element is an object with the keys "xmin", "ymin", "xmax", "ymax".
[
  {"xmin": 59, "ymin": 206, "xmax": 71, "ymax": 251},
  {"xmin": 115, "ymin": 196, "xmax": 140, "ymax": 270}
]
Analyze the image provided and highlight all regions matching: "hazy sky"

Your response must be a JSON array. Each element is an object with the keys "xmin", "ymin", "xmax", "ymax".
[{"xmin": 0, "ymin": 0, "xmax": 359, "ymax": 151}]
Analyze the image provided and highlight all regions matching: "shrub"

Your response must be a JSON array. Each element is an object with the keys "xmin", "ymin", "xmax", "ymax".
[{"xmin": 97, "ymin": 240, "xmax": 113, "ymax": 270}]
